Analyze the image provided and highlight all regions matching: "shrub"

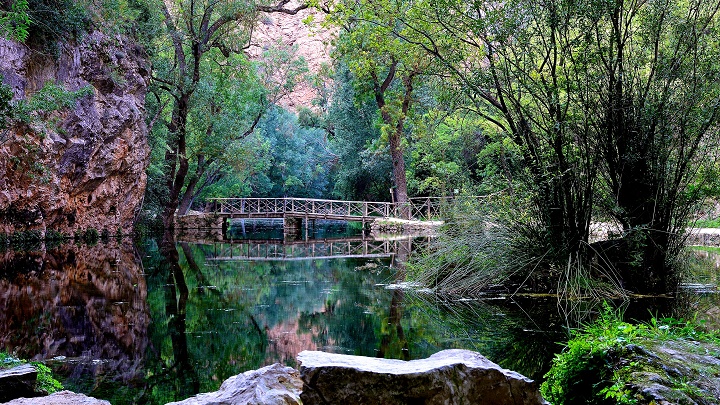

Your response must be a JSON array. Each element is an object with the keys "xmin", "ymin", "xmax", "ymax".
[{"xmin": 541, "ymin": 305, "xmax": 720, "ymax": 405}]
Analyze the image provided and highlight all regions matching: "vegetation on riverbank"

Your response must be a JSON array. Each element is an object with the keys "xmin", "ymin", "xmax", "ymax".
[
  {"xmin": 541, "ymin": 306, "xmax": 720, "ymax": 405},
  {"xmin": 0, "ymin": 352, "xmax": 63, "ymax": 395}
]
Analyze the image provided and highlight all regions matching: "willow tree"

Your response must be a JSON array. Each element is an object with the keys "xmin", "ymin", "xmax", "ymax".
[
  {"xmin": 381, "ymin": 0, "xmax": 720, "ymax": 293},
  {"xmin": 146, "ymin": 0, "xmax": 309, "ymax": 229}
]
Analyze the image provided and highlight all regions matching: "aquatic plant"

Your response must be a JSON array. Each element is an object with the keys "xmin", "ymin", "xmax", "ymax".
[{"xmin": 409, "ymin": 196, "xmax": 627, "ymax": 299}]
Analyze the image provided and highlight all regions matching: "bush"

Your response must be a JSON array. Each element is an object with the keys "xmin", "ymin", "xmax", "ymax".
[
  {"xmin": 408, "ymin": 193, "xmax": 562, "ymax": 295},
  {"xmin": 541, "ymin": 305, "xmax": 720, "ymax": 405}
]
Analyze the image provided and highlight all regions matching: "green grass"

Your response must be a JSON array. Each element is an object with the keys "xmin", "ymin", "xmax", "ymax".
[
  {"xmin": 0, "ymin": 352, "xmax": 63, "ymax": 395},
  {"xmin": 690, "ymin": 218, "xmax": 720, "ymax": 228}
]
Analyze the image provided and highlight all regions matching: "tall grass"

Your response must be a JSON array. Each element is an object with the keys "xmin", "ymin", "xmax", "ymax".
[
  {"xmin": 409, "ymin": 194, "xmax": 629, "ymax": 301},
  {"xmin": 409, "ymin": 194, "xmax": 550, "ymax": 295}
]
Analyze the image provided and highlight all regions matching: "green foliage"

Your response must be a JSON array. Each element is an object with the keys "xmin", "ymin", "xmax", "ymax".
[
  {"xmin": 0, "ymin": 79, "xmax": 14, "ymax": 131},
  {"xmin": 541, "ymin": 304, "xmax": 720, "ymax": 405},
  {"xmin": 20, "ymin": 0, "xmax": 91, "ymax": 53},
  {"xmin": 13, "ymin": 82, "xmax": 92, "ymax": 123},
  {"xmin": 44, "ymin": 229, "xmax": 67, "ymax": 240},
  {"xmin": 409, "ymin": 192, "xmax": 559, "ymax": 295},
  {"xmin": 0, "ymin": 352, "xmax": 63, "ymax": 395},
  {"xmin": 0, "ymin": 81, "xmax": 91, "ymax": 185},
  {"xmin": 692, "ymin": 218, "xmax": 720, "ymax": 228},
  {"xmin": 82, "ymin": 228, "xmax": 99, "ymax": 244},
  {"xmin": 0, "ymin": 0, "xmax": 30, "ymax": 41},
  {"xmin": 10, "ymin": 229, "xmax": 42, "ymax": 244},
  {"xmin": 32, "ymin": 362, "xmax": 63, "ymax": 394},
  {"xmin": 1, "ymin": 80, "xmax": 92, "ymax": 132},
  {"xmin": 327, "ymin": 65, "xmax": 392, "ymax": 201},
  {"xmin": 248, "ymin": 107, "xmax": 335, "ymax": 198}
]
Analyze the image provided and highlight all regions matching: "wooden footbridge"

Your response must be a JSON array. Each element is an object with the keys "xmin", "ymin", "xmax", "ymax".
[
  {"xmin": 208, "ymin": 197, "xmax": 455, "ymax": 224},
  {"xmin": 204, "ymin": 236, "xmax": 417, "ymax": 262}
]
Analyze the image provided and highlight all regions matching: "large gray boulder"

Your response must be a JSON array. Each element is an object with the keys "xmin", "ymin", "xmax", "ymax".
[
  {"xmin": 166, "ymin": 363, "xmax": 303, "ymax": 405},
  {"xmin": 298, "ymin": 349, "xmax": 548, "ymax": 405}
]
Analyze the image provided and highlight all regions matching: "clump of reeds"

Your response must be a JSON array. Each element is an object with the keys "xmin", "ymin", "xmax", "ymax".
[{"xmin": 409, "ymin": 193, "xmax": 631, "ymax": 301}]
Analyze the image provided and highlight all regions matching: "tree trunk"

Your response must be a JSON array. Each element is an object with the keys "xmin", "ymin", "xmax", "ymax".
[
  {"xmin": 373, "ymin": 65, "xmax": 415, "ymax": 218},
  {"xmin": 162, "ymin": 93, "xmax": 191, "ymax": 229},
  {"xmin": 388, "ymin": 129, "xmax": 408, "ymax": 204},
  {"xmin": 177, "ymin": 155, "xmax": 206, "ymax": 216}
]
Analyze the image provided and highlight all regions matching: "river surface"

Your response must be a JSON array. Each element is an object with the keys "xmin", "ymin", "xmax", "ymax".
[{"xmin": 0, "ymin": 221, "xmax": 719, "ymax": 404}]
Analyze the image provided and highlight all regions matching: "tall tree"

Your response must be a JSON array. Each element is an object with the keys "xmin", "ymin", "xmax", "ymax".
[
  {"xmin": 327, "ymin": 0, "xmax": 438, "ymax": 210},
  {"xmin": 326, "ymin": 64, "xmax": 394, "ymax": 201},
  {"xmin": 147, "ymin": 0, "xmax": 308, "ymax": 228},
  {"xmin": 366, "ymin": 0, "xmax": 720, "ymax": 292}
]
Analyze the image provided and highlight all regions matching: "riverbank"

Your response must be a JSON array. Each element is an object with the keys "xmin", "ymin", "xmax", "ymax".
[{"xmin": 542, "ymin": 308, "xmax": 720, "ymax": 405}]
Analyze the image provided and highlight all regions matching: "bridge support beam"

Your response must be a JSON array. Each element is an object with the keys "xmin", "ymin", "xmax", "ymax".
[{"xmin": 283, "ymin": 217, "xmax": 302, "ymax": 239}]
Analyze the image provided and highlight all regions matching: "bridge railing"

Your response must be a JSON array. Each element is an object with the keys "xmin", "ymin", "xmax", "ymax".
[
  {"xmin": 211, "ymin": 197, "xmax": 396, "ymax": 218},
  {"xmin": 209, "ymin": 196, "xmax": 484, "ymax": 221}
]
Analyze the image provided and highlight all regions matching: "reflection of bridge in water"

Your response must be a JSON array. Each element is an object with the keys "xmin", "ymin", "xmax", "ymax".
[{"xmin": 205, "ymin": 236, "xmax": 418, "ymax": 261}]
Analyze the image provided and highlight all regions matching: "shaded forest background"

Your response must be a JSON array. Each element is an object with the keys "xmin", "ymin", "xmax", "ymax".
[{"xmin": 2, "ymin": 0, "xmax": 720, "ymax": 295}]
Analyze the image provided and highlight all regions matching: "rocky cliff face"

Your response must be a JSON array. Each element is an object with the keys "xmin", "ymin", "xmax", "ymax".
[
  {"xmin": 248, "ymin": 1, "xmax": 334, "ymax": 111},
  {"xmin": 0, "ymin": 31, "xmax": 150, "ymax": 236}
]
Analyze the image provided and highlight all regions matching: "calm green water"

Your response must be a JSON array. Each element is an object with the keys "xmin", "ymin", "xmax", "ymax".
[{"xmin": 0, "ymin": 221, "xmax": 718, "ymax": 404}]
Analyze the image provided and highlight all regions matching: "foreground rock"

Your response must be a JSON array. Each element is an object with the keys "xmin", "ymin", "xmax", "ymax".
[
  {"xmin": 541, "ymin": 317, "xmax": 720, "ymax": 405},
  {"xmin": 0, "ymin": 364, "xmax": 38, "ymax": 402},
  {"xmin": 298, "ymin": 349, "xmax": 548, "ymax": 405},
  {"xmin": 166, "ymin": 363, "xmax": 303, "ymax": 405},
  {"xmin": 4, "ymin": 391, "xmax": 110, "ymax": 405},
  {"xmin": 608, "ymin": 341, "xmax": 720, "ymax": 404}
]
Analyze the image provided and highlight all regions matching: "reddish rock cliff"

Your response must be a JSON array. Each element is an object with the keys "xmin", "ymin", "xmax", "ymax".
[
  {"xmin": 0, "ymin": 31, "xmax": 150, "ymax": 236},
  {"xmin": 248, "ymin": 2, "xmax": 334, "ymax": 111}
]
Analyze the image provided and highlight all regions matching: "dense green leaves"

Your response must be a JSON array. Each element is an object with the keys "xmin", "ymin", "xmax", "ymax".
[{"xmin": 0, "ymin": 0, "xmax": 30, "ymax": 41}]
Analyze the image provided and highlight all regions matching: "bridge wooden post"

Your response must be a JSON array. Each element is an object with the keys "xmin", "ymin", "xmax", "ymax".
[
  {"xmin": 283, "ymin": 217, "xmax": 302, "ymax": 240},
  {"xmin": 222, "ymin": 217, "xmax": 228, "ymax": 239}
]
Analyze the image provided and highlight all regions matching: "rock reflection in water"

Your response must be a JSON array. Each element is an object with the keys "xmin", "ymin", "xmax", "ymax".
[{"xmin": 0, "ymin": 241, "xmax": 149, "ymax": 381}]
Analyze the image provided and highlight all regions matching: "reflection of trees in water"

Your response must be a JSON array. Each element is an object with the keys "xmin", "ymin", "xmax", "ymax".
[
  {"xmin": 162, "ymin": 234, "xmax": 199, "ymax": 400},
  {"xmin": 289, "ymin": 239, "xmax": 564, "ymax": 380},
  {"xmin": 136, "ymin": 236, "xmax": 270, "ymax": 404},
  {"xmin": 378, "ymin": 239, "xmax": 412, "ymax": 360},
  {"xmin": 138, "ymin": 235, "xmax": 700, "ymax": 402},
  {"xmin": 674, "ymin": 250, "xmax": 720, "ymax": 329},
  {"xmin": 0, "ymin": 241, "xmax": 149, "ymax": 394},
  {"xmin": 402, "ymin": 294, "xmax": 565, "ymax": 381}
]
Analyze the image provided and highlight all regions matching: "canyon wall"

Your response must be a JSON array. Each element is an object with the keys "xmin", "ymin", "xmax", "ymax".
[
  {"xmin": 0, "ymin": 31, "xmax": 150, "ymax": 236},
  {"xmin": 248, "ymin": 1, "xmax": 334, "ymax": 111}
]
